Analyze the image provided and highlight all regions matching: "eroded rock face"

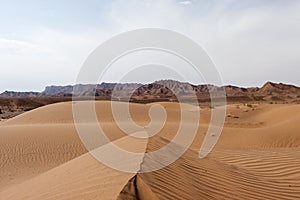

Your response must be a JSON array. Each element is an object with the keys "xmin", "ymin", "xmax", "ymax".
[
  {"xmin": 1, "ymin": 80, "xmax": 300, "ymax": 102},
  {"xmin": 0, "ymin": 80, "xmax": 300, "ymax": 120}
]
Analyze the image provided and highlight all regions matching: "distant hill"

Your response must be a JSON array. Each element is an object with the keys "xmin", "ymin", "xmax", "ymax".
[
  {"xmin": 1, "ymin": 80, "xmax": 300, "ymax": 102},
  {"xmin": 0, "ymin": 80, "xmax": 300, "ymax": 118},
  {"xmin": 0, "ymin": 91, "xmax": 40, "ymax": 98}
]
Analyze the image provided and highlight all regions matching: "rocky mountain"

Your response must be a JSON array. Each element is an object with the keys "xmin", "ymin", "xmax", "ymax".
[
  {"xmin": 41, "ymin": 85, "xmax": 74, "ymax": 96},
  {"xmin": 1, "ymin": 80, "xmax": 299, "ymax": 119},
  {"xmin": 222, "ymin": 82, "xmax": 300, "ymax": 102},
  {"xmin": 1, "ymin": 80, "xmax": 299, "ymax": 103},
  {"xmin": 0, "ymin": 91, "xmax": 40, "ymax": 98}
]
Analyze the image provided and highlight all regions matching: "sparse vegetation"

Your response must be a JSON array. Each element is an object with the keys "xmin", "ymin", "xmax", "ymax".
[
  {"xmin": 227, "ymin": 113, "xmax": 239, "ymax": 119},
  {"xmin": 246, "ymin": 103, "xmax": 253, "ymax": 108}
]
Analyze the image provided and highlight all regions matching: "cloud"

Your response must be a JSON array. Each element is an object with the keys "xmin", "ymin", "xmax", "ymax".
[
  {"xmin": 1, "ymin": 0, "xmax": 300, "ymax": 92},
  {"xmin": 0, "ymin": 29, "xmax": 111, "ymax": 92},
  {"xmin": 107, "ymin": 0, "xmax": 300, "ymax": 87},
  {"xmin": 178, "ymin": 1, "xmax": 192, "ymax": 5},
  {"xmin": 0, "ymin": 38, "xmax": 52, "ymax": 55}
]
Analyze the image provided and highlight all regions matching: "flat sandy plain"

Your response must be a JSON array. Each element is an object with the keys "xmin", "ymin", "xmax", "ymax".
[{"xmin": 0, "ymin": 101, "xmax": 299, "ymax": 199}]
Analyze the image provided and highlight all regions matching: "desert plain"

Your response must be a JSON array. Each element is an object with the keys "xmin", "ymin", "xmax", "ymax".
[{"xmin": 0, "ymin": 100, "xmax": 299, "ymax": 200}]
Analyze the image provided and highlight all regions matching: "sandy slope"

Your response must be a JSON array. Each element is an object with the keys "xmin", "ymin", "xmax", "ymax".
[
  {"xmin": 0, "ymin": 123, "xmax": 87, "ymax": 191},
  {"xmin": 0, "ymin": 101, "xmax": 299, "ymax": 199},
  {"xmin": 138, "ymin": 137, "xmax": 300, "ymax": 200},
  {"xmin": 0, "ymin": 135, "xmax": 149, "ymax": 200}
]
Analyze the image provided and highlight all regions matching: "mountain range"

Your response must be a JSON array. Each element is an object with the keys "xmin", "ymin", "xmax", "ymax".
[
  {"xmin": 1, "ymin": 80, "xmax": 300, "ymax": 119},
  {"xmin": 1, "ymin": 80, "xmax": 300, "ymax": 103}
]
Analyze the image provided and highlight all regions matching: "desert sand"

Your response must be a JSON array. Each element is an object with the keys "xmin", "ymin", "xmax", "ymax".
[{"xmin": 0, "ymin": 101, "xmax": 299, "ymax": 199}]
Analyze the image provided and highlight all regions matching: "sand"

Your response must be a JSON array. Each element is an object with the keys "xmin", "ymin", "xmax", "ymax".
[{"xmin": 0, "ymin": 101, "xmax": 299, "ymax": 199}]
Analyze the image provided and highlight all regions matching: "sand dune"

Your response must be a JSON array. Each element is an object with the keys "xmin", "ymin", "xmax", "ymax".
[
  {"xmin": 0, "ymin": 101, "xmax": 299, "ymax": 199},
  {"xmin": 0, "ymin": 135, "xmax": 149, "ymax": 200},
  {"xmin": 138, "ymin": 137, "xmax": 300, "ymax": 200},
  {"xmin": 0, "ymin": 123, "xmax": 87, "ymax": 191}
]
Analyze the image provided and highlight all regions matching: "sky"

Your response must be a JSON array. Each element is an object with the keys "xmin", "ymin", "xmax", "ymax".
[{"xmin": 0, "ymin": 0, "xmax": 300, "ymax": 92}]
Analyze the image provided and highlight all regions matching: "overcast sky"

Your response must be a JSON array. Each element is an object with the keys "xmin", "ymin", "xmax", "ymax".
[{"xmin": 0, "ymin": 0, "xmax": 300, "ymax": 92}]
